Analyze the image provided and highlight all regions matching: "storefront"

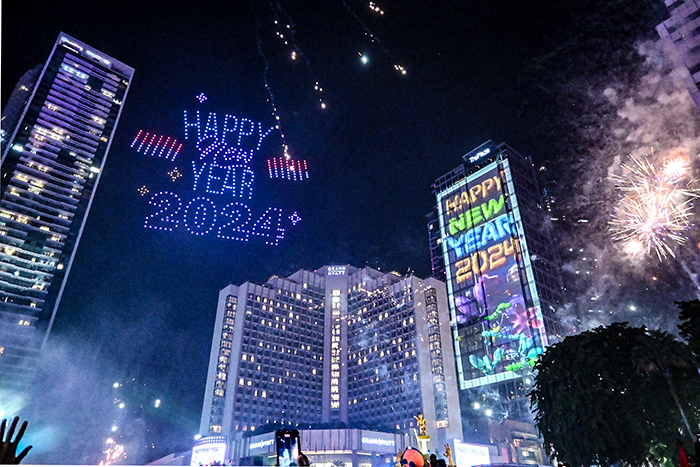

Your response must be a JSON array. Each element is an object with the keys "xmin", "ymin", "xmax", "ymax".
[{"xmin": 232, "ymin": 428, "xmax": 409, "ymax": 467}]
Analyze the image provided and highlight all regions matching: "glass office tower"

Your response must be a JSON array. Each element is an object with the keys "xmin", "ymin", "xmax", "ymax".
[
  {"xmin": 0, "ymin": 33, "xmax": 133, "ymax": 389},
  {"xmin": 430, "ymin": 141, "xmax": 564, "ymax": 449}
]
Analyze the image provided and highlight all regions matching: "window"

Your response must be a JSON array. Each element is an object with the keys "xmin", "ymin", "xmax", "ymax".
[{"xmin": 667, "ymin": 0, "xmax": 684, "ymax": 11}]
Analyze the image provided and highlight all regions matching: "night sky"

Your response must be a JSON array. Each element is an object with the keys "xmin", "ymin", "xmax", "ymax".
[{"xmin": 3, "ymin": 0, "xmax": 691, "ymax": 463}]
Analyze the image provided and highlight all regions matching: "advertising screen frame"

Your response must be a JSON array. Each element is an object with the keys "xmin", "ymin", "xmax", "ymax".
[
  {"xmin": 436, "ymin": 157, "xmax": 548, "ymax": 389},
  {"xmin": 191, "ymin": 442, "xmax": 227, "ymax": 466},
  {"xmin": 453, "ymin": 440, "xmax": 491, "ymax": 467}
]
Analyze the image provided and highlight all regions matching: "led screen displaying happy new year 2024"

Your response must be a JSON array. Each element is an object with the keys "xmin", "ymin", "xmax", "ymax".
[{"xmin": 437, "ymin": 159, "xmax": 547, "ymax": 389}]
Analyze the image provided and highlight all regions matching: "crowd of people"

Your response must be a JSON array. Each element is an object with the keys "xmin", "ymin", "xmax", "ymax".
[{"xmin": 2, "ymin": 417, "xmax": 698, "ymax": 466}]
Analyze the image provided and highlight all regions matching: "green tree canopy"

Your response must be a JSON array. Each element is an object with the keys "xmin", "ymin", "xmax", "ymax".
[{"xmin": 530, "ymin": 322, "xmax": 700, "ymax": 467}]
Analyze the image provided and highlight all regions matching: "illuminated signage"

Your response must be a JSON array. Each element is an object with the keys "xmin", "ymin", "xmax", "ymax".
[
  {"xmin": 361, "ymin": 437, "xmax": 395, "ymax": 447},
  {"xmin": 250, "ymin": 439, "xmax": 274, "ymax": 450},
  {"xmin": 453, "ymin": 440, "xmax": 490, "ymax": 467},
  {"xmin": 250, "ymin": 439, "xmax": 275, "ymax": 451},
  {"xmin": 437, "ymin": 160, "xmax": 546, "ymax": 389},
  {"xmin": 327, "ymin": 266, "xmax": 346, "ymax": 276},
  {"xmin": 191, "ymin": 443, "xmax": 227, "ymax": 466},
  {"xmin": 468, "ymin": 147, "xmax": 491, "ymax": 164},
  {"xmin": 136, "ymin": 94, "xmax": 307, "ymax": 246}
]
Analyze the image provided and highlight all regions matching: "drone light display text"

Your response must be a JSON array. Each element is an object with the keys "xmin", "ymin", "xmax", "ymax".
[
  {"xmin": 136, "ymin": 95, "xmax": 306, "ymax": 246},
  {"xmin": 132, "ymin": 130, "xmax": 182, "ymax": 160},
  {"xmin": 183, "ymin": 110, "xmax": 275, "ymax": 151},
  {"xmin": 267, "ymin": 156, "xmax": 309, "ymax": 180}
]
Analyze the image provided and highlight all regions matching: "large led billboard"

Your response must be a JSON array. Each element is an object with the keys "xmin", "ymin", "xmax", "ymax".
[
  {"xmin": 437, "ymin": 158, "xmax": 547, "ymax": 389},
  {"xmin": 191, "ymin": 441, "xmax": 227, "ymax": 466},
  {"xmin": 453, "ymin": 440, "xmax": 491, "ymax": 467}
]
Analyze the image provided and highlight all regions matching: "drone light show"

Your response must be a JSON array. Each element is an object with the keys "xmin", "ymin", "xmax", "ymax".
[
  {"xmin": 135, "ymin": 94, "xmax": 307, "ymax": 246},
  {"xmin": 267, "ymin": 156, "xmax": 309, "ymax": 180},
  {"xmin": 131, "ymin": 130, "xmax": 183, "ymax": 161}
]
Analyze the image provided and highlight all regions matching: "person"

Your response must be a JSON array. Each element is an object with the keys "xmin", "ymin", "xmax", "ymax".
[
  {"xmin": 0, "ymin": 417, "xmax": 32, "ymax": 464},
  {"xmin": 679, "ymin": 439, "xmax": 691, "ymax": 467},
  {"xmin": 691, "ymin": 433, "xmax": 700, "ymax": 467},
  {"xmin": 429, "ymin": 453, "xmax": 446, "ymax": 467}
]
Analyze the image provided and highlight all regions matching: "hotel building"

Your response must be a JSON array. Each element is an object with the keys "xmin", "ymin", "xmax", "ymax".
[
  {"xmin": 198, "ymin": 265, "xmax": 463, "ymax": 465},
  {"xmin": 0, "ymin": 33, "xmax": 133, "ymax": 388}
]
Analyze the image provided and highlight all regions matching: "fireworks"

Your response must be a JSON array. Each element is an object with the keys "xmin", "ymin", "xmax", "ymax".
[
  {"xmin": 609, "ymin": 152, "xmax": 699, "ymax": 260},
  {"xmin": 661, "ymin": 156, "xmax": 690, "ymax": 182},
  {"xmin": 99, "ymin": 438, "xmax": 125, "ymax": 465},
  {"xmin": 369, "ymin": 2, "xmax": 384, "ymax": 15}
]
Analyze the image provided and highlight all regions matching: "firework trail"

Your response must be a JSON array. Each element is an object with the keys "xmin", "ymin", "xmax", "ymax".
[
  {"xmin": 341, "ymin": 0, "xmax": 407, "ymax": 75},
  {"xmin": 609, "ymin": 152, "xmax": 699, "ymax": 261},
  {"xmin": 252, "ymin": 6, "xmax": 290, "ymax": 159},
  {"xmin": 266, "ymin": 0, "xmax": 328, "ymax": 111}
]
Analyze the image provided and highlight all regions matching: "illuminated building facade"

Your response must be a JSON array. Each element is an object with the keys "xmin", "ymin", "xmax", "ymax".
[
  {"xmin": 199, "ymin": 265, "xmax": 463, "ymax": 462},
  {"xmin": 228, "ymin": 428, "xmax": 409, "ymax": 467},
  {"xmin": 657, "ymin": 0, "xmax": 700, "ymax": 112},
  {"xmin": 0, "ymin": 33, "xmax": 133, "ymax": 388},
  {"xmin": 430, "ymin": 141, "xmax": 564, "ymax": 437}
]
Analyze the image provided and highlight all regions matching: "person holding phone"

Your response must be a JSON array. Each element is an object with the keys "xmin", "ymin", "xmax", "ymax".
[{"xmin": 276, "ymin": 429, "xmax": 308, "ymax": 467}]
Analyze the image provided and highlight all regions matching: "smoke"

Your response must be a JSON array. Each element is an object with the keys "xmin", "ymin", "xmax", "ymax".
[
  {"xmin": 13, "ymin": 338, "xmax": 117, "ymax": 464},
  {"xmin": 612, "ymin": 41, "xmax": 700, "ymax": 156},
  {"xmin": 9, "ymin": 331, "xmax": 195, "ymax": 465},
  {"xmin": 554, "ymin": 37, "xmax": 700, "ymax": 333}
]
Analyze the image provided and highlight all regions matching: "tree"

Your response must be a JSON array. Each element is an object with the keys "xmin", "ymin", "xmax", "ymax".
[
  {"xmin": 632, "ymin": 328, "xmax": 697, "ymax": 437},
  {"xmin": 530, "ymin": 323, "xmax": 700, "ymax": 467},
  {"xmin": 677, "ymin": 300, "xmax": 700, "ymax": 363}
]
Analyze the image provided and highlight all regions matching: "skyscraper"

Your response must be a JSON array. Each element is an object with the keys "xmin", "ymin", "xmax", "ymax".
[
  {"xmin": 199, "ymin": 265, "xmax": 463, "ymax": 464},
  {"xmin": 657, "ymin": 0, "xmax": 700, "ymax": 112},
  {"xmin": 0, "ymin": 33, "xmax": 133, "ymax": 389},
  {"xmin": 430, "ymin": 141, "xmax": 563, "ymax": 456}
]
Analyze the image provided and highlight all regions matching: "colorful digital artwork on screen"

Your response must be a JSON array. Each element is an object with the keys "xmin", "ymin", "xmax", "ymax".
[
  {"xmin": 438, "ymin": 161, "xmax": 546, "ymax": 388},
  {"xmin": 133, "ymin": 94, "xmax": 308, "ymax": 246}
]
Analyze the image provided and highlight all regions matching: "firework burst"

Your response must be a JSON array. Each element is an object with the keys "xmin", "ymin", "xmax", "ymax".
[
  {"xmin": 609, "ymin": 152, "xmax": 699, "ymax": 260},
  {"xmin": 99, "ymin": 438, "xmax": 125, "ymax": 465}
]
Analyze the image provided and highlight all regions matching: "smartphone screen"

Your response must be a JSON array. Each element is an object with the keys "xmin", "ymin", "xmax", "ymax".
[{"xmin": 276, "ymin": 429, "xmax": 300, "ymax": 467}]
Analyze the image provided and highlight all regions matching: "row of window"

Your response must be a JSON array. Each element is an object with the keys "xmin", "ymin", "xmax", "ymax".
[{"xmin": 209, "ymin": 296, "xmax": 237, "ymax": 430}]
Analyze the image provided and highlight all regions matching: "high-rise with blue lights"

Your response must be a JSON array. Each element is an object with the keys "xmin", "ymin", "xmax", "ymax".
[{"xmin": 0, "ymin": 33, "xmax": 133, "ymax": 389}]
